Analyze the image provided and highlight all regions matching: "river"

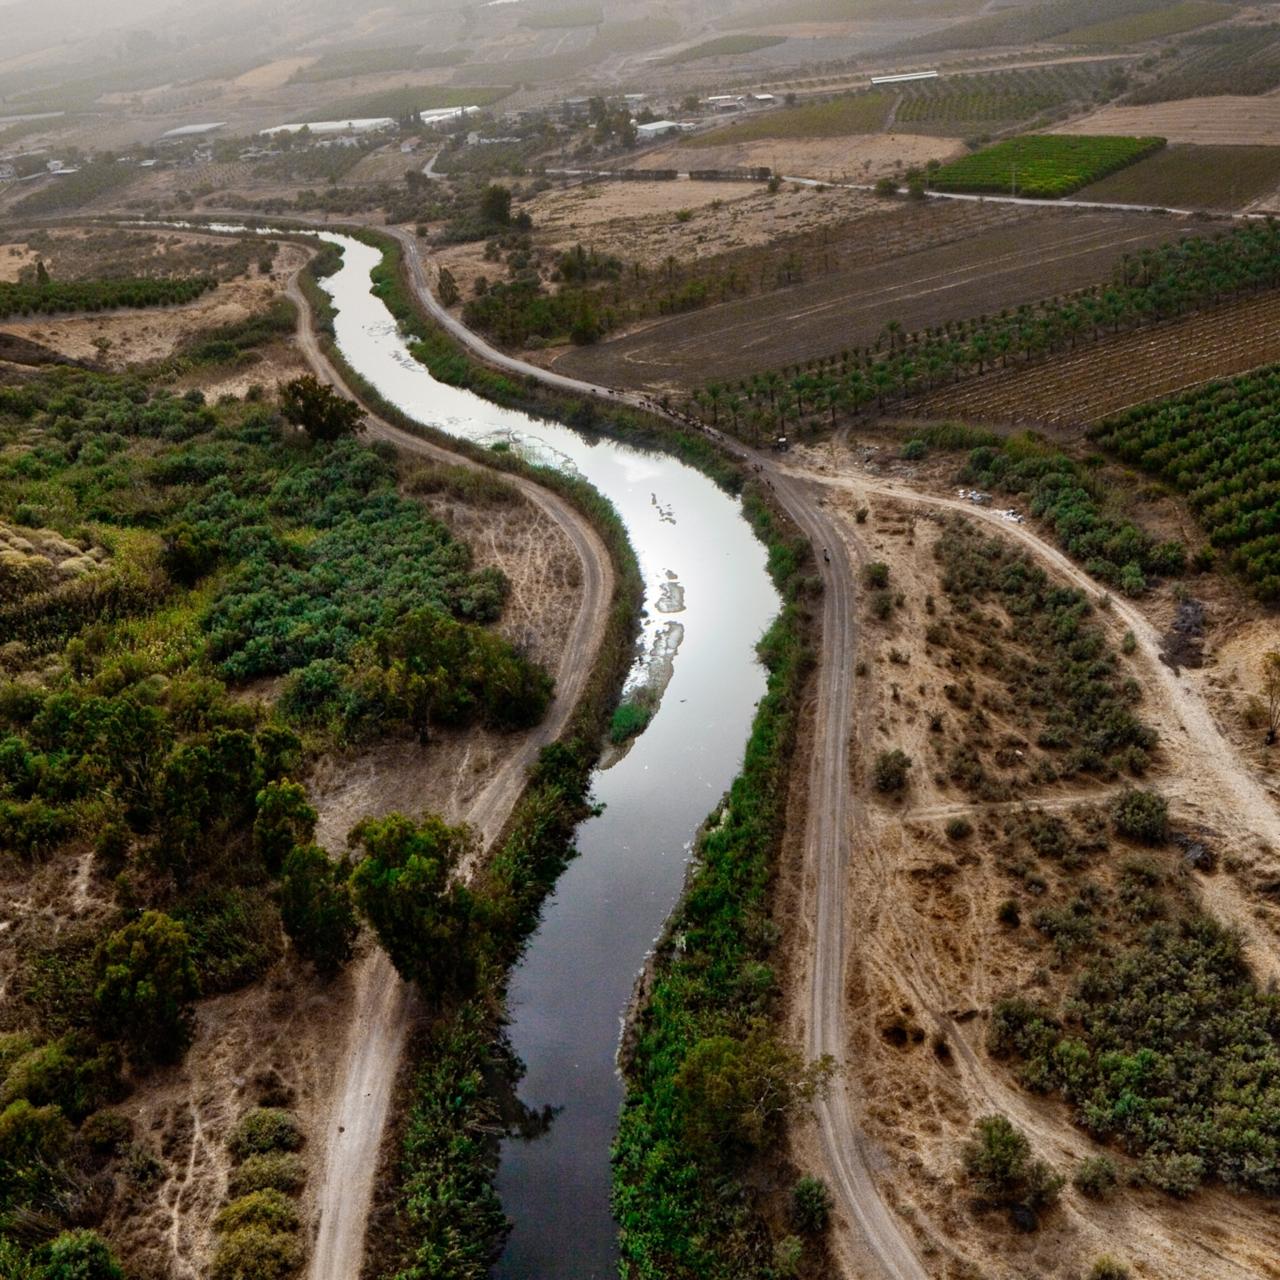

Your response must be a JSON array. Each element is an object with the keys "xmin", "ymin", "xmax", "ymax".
[{"xmin": 310, "ymin": 232, "xmax": 779, "ymax": 1276}]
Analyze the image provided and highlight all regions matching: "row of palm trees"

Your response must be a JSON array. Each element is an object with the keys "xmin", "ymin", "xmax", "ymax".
[{"xmin": 689, "ymin": 220, "xmax": 1280, "ymax": 437}]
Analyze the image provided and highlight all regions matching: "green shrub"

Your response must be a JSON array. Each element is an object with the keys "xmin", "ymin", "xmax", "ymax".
[
  {"xmin": 209, "ymin": 1225, "xmax": 302, "ymax": 1280},
  {"xmin": 39, "ymin": 1230, "xmax": 124, "ymax": 1280},
  {"xmin": 213, "ymin": 1190, "xmax": 300, "ymax": 1235},
  {"xmin": 79, "ymin": 1111, "xmax": 131, "ymax": 1156},
  {"xmin": 1111, "ymin": 788, "xmax": 1168, "ymax": 843},
  {"xmin": 962, "ymin": 1114, "xmax": 1063, "ymax": 1212},
  {"xmin": 227, "ymin": 1153, "xmax": 306, "ymax": 1197},
  {"xmin": 945, "ymin": 817, "xmax": 973, "ymax": 841},
  {"xmin": 279, "ymin": 845, "xmax": 358, "ymax": 979},
  {"xmin": 227, "ymin": 1108, "xmax": 303, "ymax": 1161},
  {"xmin": 1073, "ymin": 1154, "xmax": 1118, "ymax": 1198},
  {"xmin": 1088, "ymin": 1258, "xmax": 1132, "ymax": 1280},
  {"xmin": 873, "ymin": 749, "xmax": 912, "ymax": 793},
  {"xmin": 863, "ymin": 561, "xmax": 890, "ymax": 589},
  {"xmin": 901, "ymin": 439, "xmax": 927, "ymax": 461},
  {"xmin": 790, "ymin": 1176, "xmax": 832, "ymax": 1234}
]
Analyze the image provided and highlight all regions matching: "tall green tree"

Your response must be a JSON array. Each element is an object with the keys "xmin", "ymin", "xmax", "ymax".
[
  {"xmin": 279, "ymin": 376, "xmax": 363, "ymax": 444},
  {"xmin": 349, "ymin": 813, "xmax": 481, "ymax": 1002},
  {"xmin": 279, "ymin": 844, "xmax": 358, "ymax": 979},
  {"xmin": 94, "ymin": 912, "xmax": 199, "ymax": 1065}
]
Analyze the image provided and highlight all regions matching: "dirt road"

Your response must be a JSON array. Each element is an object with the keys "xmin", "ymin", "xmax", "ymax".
[
  {"xmin": 380, "ymin": 232, "xmax": 930, "ymax": 1279},
  {"xmin": 285, "ymin": 271, "xmax": 616, "ymax": 1280}
]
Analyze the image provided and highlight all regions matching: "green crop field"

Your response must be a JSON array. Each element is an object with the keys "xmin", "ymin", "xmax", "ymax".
[
  {"xmin": 1079, "ymin": 143, "xmax": 1280, "ymax": 209},
  {"xmin": 1056, "ymin": 0, "xmax": 1233, "ymax": 45},
  {"xmin": 1092, "ymin": 365, "xmax": 1280, "ymax": 599},
  {"xmin": 899, "ymin": 0, "xmax": 1219, "ymax": 53},
  {"xmin": 931, "ymin": 134, "xmax": 1165, "ymax": 198},
  {"xmin": 684, "ymin": 91, "xmax": 892, "ymax": 145},
  {"xmin": 662, "ymin": 34, "xmax": 786, "ymax": 65}
]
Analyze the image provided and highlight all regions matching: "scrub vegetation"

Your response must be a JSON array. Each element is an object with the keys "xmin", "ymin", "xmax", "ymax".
[
  {"xmin": 0, "ymin": 276, "xmax": 217, "ymax": 320},
  {"xmin": 0, "ymin": 365, "xmax": 552, "ymax": 1274}
]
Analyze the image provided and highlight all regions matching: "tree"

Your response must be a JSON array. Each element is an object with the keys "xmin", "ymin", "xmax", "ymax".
[
  {"xmin": 479, "ymin": 184, "xmax": 513, "ymax": 226},
  {"xmin": 790, "ymin": 1176, "xmax": 833, "ymax": 1234},
  {"xmin": 278, "ymin": 376, "xmax": 363, "ymax": 444},
  {"xmin": 873, "ymin": 749, "xmax": 912, "ymax": 794},
  {"xmin": 253, "ymin": 780, "xmax": 317, "ymax": 875},
  {"xmin": 35, "ymin": 259, "xmax": 49, "ymax": 286},
  {"xmin": 1111, "ymin": 787, "xmax": 1167, "ymax": 844},
  {"xmin": 0, "ymin": 1100, "xmax": 70, "ymax": 1216},
  {"xmin": 279, "ymin": 845, "xmax": 358, "ymax": 979},
  {"xmin": 94, "ymin": 912, "xmax": 199, "ymax": 1065},
  {"xmin": 40, "ymin": 1231, "xmax": 125, "ymax": 1280},
  {"xmin": 674, "ymin": 1031, "xmax": 833, "ymax": 1157},
  {"xmin": 437, "ymin": 267, "xmax": 460, "ymax": 308},
  {"xmin": 961, "ymin": 1114, "xmax": 1062, "ymax": 1213},
  {"xmin": 1264, "ymin": 650, "xmax": 1280, "ymax": 745},
  {"xmin": 348, "ymin": 813, "xmax": 482, "ymax": 1001}
]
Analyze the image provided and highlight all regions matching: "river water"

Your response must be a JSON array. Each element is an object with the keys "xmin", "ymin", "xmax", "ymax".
[{"xmin": 310, "ymin": 233, "xmax": 779, "ymax": 1276}]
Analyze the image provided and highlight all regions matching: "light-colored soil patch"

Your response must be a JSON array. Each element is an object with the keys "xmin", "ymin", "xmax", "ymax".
[
  {"xmin": 0, "ymin": 243, "xmax": 307, "ymax": 370},
  {"xmin": 234, "ymin": 57, "xmax": 317, "ymax": 91},
  {"xmin": 641, "ymin": 134, "xmax": 966, "ymax": 181},
  {"xmin": 0, "ymin": 243, "xmax": 38, "ymax": 281},
  {"xmin": 1059, "ymin": 96, "xmax": 1280, "ymax": 147}
]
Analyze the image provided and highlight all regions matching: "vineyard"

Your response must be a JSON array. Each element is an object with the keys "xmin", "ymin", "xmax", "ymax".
[
  {"xmin": 684, "ymin": 90, "xmax": 892, "ymax": 144},
  {"xmin": 893, "ymin": 62, "xmax": 1128, "ymax": 135},
  {"xmin": 1092, "ymin": 365, "xmax": 1280, "ymax": 599},
  {"xmin": 906, "ymin": 289, "xmax": 1280, "ymax": 430},
  {"xmin": 0, "ymin": 276, "xmax": 217, "ymax": 319},
  {"xmin": 1126, "ymin": 24, "xmax": 1280, "ymax": 103},
  {"xmin": 931, "ymin": 134, "xmax": 1165, "ymax": 198},
  {"xmin": 686, "ymin": 220, "xmax": 1280, "ymax": 439}
]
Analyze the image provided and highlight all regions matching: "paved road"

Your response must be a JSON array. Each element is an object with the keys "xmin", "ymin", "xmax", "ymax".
[
  {"xmin": 286, "ymin": 270, "xmax": 616, "ymax": 1280},
  {"xmin": 383, "ymin": 231, "xmax": 928, "ymax": 1280}
]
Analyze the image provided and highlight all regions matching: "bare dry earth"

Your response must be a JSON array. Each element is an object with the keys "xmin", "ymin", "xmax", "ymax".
[
  {"xmin": 1060, "ymin": 95, "xmax": 1280, "ymax": 146},
  {"xmin": 782, "ymin": 440, "xmax": 1280, "ymax": 1280},
  {"xmin": 551, "ymin": 208, "xmax": 1219, "ymax": 392}
]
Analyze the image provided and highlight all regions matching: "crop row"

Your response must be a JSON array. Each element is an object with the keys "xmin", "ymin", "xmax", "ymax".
[
  {"xmin": 909, "ymin": 291, "xmax": 1280, "ymax": 428},
  {"xmin": 1127, "ymin": 23, "xmax": 1280, "ymax": 103},
  {"xmin": 931, "ymin": 134, "xmax": 1166, "ymax": 199},
  {"xmin": 0, "ymin": 275, "xmax": 217, "ymax": 319},
  {"xmin": 1092, "ymin": 364, "xmax": 1280, "ymax": 599}
]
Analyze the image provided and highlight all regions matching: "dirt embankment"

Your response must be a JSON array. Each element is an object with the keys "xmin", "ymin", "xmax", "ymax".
[{"xmin": 781, "ymin": 437, "xmax": 1280, "ymax": 1280}]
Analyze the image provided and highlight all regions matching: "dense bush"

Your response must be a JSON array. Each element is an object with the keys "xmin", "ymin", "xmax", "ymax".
[
  {"xmin": 228, "ymin": 1152, "xmax": 306, "ymax": 1198},
  {"xmin": 961, "ymin": 1114, "xmax": 1063, "ymax": 1212},
  {"xmin": 227, "ymin": 1108, "xmax": 303, "ymax": 1161},
  {"xmin": 990, "ymin": 916, "xmax": 1280, "ymax": 1194},
  {"xmin": 1111, "ymin": 788, "xmax": 1168, "ymax": 843},
  {"xmin": 0, "ymin": 276, "xmax": 216, "ymax": 320},
  {"xmin": 39, "ymin": 1230, "xmax": 125, "ymax": 1280}
]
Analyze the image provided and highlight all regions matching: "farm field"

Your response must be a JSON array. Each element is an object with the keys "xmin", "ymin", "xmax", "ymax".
[
  {"xmin": 905, "ymin": 290, "xmax": 1280, "ymax": 434},
  {"xmin": 1060, "ymin": 96, "xmax": 1280, "ymax": 146},
  {"xmin": 931, "ymin": 134, "xmax": 1165, "ymax": 198},
  {"xmin": 1093, "ymin": 360, "xmax": 1280, "ymax": 598},
  {"xmin": 684, "ymin": 91, "xmax": 894, "ymax": 144},
  {"xmin": 552, "ymin": 208, "xmax": 1217, "ymax": 391},
  {"xmin": 662, "ymin": 34, "xmax": 786, "ymax": 64},
  {"xmin": 1126, "ymin": 23, "xmax": 1280, "ymax": 104},
  {"xmin": 1056, "ymin": 0, "xmax": 1233, "ymax": 45},
  {"xmin": 1077, "ymin": 143, "xmax": 1280, "ymax": 209}
]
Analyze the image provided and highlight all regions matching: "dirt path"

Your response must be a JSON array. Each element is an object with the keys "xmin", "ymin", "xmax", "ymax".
[
  {"xmin": 284, "ymin": 270, "xmax": 616, "ymax": 1280},
  {"xmin": 377, "ymin": 230, "xmax": 932, "ymax": 1279}
]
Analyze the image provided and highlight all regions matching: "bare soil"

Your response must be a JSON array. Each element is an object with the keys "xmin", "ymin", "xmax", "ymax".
[
  {"xmin": 551, "ymin": 207, "xmax": 1219, "ymax": 392},
  {"xmin": 1059, "ymin": 95, "xmax": 1280, "ymax": 147}
]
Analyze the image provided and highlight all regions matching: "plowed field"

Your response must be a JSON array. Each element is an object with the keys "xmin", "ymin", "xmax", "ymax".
[
  {"xmin": 552, "ymin": 207, "xmax": 1217, "ymax": 391},
  {"xmin": 905, "ymin": 290, "xmax": 1280, "ymax": 433}
]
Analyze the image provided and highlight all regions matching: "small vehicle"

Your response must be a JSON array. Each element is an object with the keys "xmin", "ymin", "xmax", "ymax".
[{"xmin": 774, "ymin": 435, "xmax": 790, "ymax": 453}]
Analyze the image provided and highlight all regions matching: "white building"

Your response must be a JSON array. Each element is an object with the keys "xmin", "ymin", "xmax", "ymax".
[
  {"xmin": 160, "ymin": 121, "xmax": 227, "ymax": 140},
  {"xmin": 261, "ymin": 117, "xmax": 396, "ymax": 137},
  {"xmin": 636, "ymin": 119, "xmax": 682, "ymax": 141}
]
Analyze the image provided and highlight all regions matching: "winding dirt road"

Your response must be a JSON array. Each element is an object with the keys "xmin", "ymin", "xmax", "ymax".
[
  {"xmin": 285, "ymin": 272, "xmax": 616, "ymax": 1280},
  {"xmin": 380, "ymin": 232, "xmax": 930, "ymax": 1279}
]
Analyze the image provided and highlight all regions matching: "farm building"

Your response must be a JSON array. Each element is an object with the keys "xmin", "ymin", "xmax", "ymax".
[
  {"xmin": 160, "ymin": 121, "xmax": 227, "ymax": 140},
  {"xmin": 636, "ymin": 120, "xmax": 683, "ymax": 141},
  {"xmin": 261, "ymin": 117, "xmax": 396, "ymax": 137}
]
